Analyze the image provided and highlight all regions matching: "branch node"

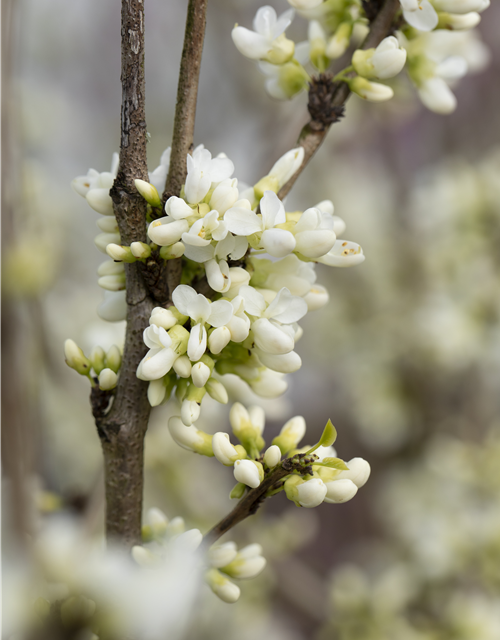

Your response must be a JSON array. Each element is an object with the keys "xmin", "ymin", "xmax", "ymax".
[{"xmin": 307, "ymin": 75, "xmax": 346, "ymax": 132}]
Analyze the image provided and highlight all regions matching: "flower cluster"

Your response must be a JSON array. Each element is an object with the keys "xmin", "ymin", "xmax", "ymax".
[
  {"xmin": 134, "ymin": 508, "xmax": 267, "ymax": 604},
  {"xmin": 231, "ymin": 1, "xmax": 490, "ymax": 113}
]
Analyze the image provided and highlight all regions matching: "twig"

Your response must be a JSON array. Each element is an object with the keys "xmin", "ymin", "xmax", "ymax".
[
  {"xmin": 103, "ymin": 0, "xmax": 153, "ymax": 548},
  {"xmin": 164, "ymin": 0, "xmax": 208, "ymax": 198},
  {"xmin": 204, "ymin": 466, "xmax": 291, "ymax": 544},
  {"xmin": 277, "ymin": 0, "xmax": 401, "ymax": 201}
]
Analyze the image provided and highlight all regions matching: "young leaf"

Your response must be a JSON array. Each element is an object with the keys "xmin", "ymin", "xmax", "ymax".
[
  {"xmin": 229, "ymin": 482, "xmax": 246, "ymax": 500},
  {"xmin": 320, "ymin": 457, "xmax": 349, "ymax": 471},
  {"xmin": 318, "ymin": 419, "xmax": 337, "ymax": 447}
]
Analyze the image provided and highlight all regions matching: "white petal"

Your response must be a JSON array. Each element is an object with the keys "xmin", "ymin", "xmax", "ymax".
[
  {"xmin": 207, "ymin": 157, "xmax": 235, "ymax": 182},
  {"xmin": 224, "ymin": 208, "xmax": 263, "ymax": 236},
  {"xmin": 187, "ymin": 324, "xmax": 207, "ymax": 362},
  {"xmin": 261, "ymin": 228, "xmax": 296, "ymax": 258},
  {"xmin": 403, "ymin": 0, "xmax": 438, "ymax": 31},
  {"xmin": 294, "ymin": 229, "xmax": 336, "ymax": 258},
  {"xmin": 266, "ymin": 287, "xmax": 308, "ymax": 324},
  {"xmin": 418, "ymin": 77, "xmax": 457, "ymax": 114},
  {"xmin": 183, "ymin": 242, "xmax": 215, "ymax": 263},
  {"xmin": 253, "ymin": 5, "xmax": 277, "ymax": 39},
  {"xmin": 166, "ymin": 196, "xmax": 195, "ymax": 219},
  {"xmin": 239, "ymin": 285, "xmax": 267, "ymax": 316},
  {"xmin": 188, "ymin": 294, "xmax": 212, "ymax": 323},
  {"xmin": 172, "ymin": 284, "xmax": 199, "ymax": 316},
  {"xmin": 254, "ymin": 348, "xmax": 302, "ymax": 373},
  {"xmin": 140, "ymin": 348, "xmax": 176, "ymax": 380},
  {"xmin": 324, "ymin": 478, "xmax": 358, "ymax": 504},
  {"xmin": 252, "ymin": 318, "xmax": 295, "ymax": 355},
  {"xmin": 260, "ymin": 191, "xmax": 286, "ymax": 228},
  {"xmin": 148, "ymin": 218, "xmax": 189, "ymax": 245},
  {"xmin": 208, "ymin": 299, "xmax": 234, "ymax": 327},
  {"xmin": 185, "ymin": 167, "xmax": 211, "ymax": 204}
]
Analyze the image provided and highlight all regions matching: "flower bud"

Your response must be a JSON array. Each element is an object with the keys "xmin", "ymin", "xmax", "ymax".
[
  {"xmin": 248, "ymin": 406, "xmax": 265, "ymax": 435},
  {"xmin": 144, "ymin": 507, "xmax": 168, "ymax": 539},
  {"xmin": 64, "ymin": 339, "xmax": 91, "ymax": 376},
  {"xmin": 150, "ymin": 307, "xmax": 178, "ymax": 330},
  {"xmin": 148, "ymin": 378, "xmax": 167, "ymax": 406},
  {"xmin": 206, "ymin": 378, "xmax": 229, "ymax": 404},
  {"xmin": 263, "ymin": 445, "xmax": 281, "ymax": 468},
  {"xmin": 233, "ymin": 459, "xmax": 262, "ymax": 488},
  {"xmin": 191, "ymin": 362, "xmax": 211, "ymax": 388},
  {"xmin": 255, "ymin": 348, "xmax": 302, "ymax": 373},
  {"xmin": 97, "ymin": 291, "xmax": 127, "ymax": 323},
  {"xmin": 326, "ymin": 22, "xmax": 352, "ymax": 59},
  {"xmin": 205, "ymin": 568, "xmax": 240, "ymax": 604},
  {"xmin": 95, "ymin": 232, "xmax": 121, "ymax": 253},
  {"xmin": 148, "ymin": 218, "xmax": 189, "ymax": 246},
  {"xmin": 208, "ymin": 326, "xmax": 232, "ymax": 354},
  {"xmin": 210, "ymin": 179, "xmax": 239, "ymax": 214},
  {"xmin": 97, "ymin": 260, "xmax": 125, "ymax": 276},
  {"xmin": 272, "ymin": 416, "xmax": 306, "ymax": 454},
  {"xmin": 296, "ymin": 477, "xmax": 327, "ymax": 508},
  {"xmin": 208, "ymin": 542, "xmax": 238, "ymax": 568},
  {"xmin": 130, "ymin": 241, "xmax": 152, "ymax": 259},
  {"xmin": 304, "ymin": 284, "xmax": 329, "ymax": 311},
  {"xmin": 324, "ymin": 478, "xmax": 358, "ymax": 504},
  {"xmin": 159, "ymin": 242, "xmax": 185, "ymax": 260},
  {"xmin": 98, "ymin": 368, "xmax": 118, "ymax": 390},
  {"xmin": 132, "ymin": 546, "xmax": 159, "ymax": 567},
  {"xmin": 98, "ymin": 274, "xmax": 126, "ymax": 291},
  {"xmin": 212, "ymin": 432, "xmax": 246, "ymax": 466},
  {"xmin": 253, "ymin": 176, "xmax": 280, "ymax": 201},
  {"xmin": 90, "ymin": 346, "xmax": 106, "ymax": 375},
  {"xmin": 437, "ymin": 11, "xmax": 481, "ymax": 29},
  {"xmin": 181, "ymin": 400, "xmax": 201, "ymax": 426},
  {"xmin": 168, "ymin": 416, "xmax": 213, "ymax": 456},
  {"xmin": 349, "ymin": 77, "xmax": 394, "ymax": 102},
  {"xmin": 106, "ymin": 243, "xmax": 136, "ymax": 262},
  {"xmin": 173, "ymin": 355, "xmax": 192, "ymax": 378},
  {"xmin": 268, "ymin": 148, "xmax": 304, "ymax": 189},
  {"xmin": 336, "ymin": 458, "xmax": 371, "ymax": 488},
  {"xmin": 165, "ymin": 196, "xmax": 194, "ymax": 220},
  {"xmin": 105, "ymin": 345, "xmax": 122, "ymax": 373},
  {"xmin": 86, "ymin": 188, "xmax": 114, "ymax": 216},
  {"xmin": 249, "ymin": 368, "xmax": 288, "ymax": 397},
  {"xmin": 96, "ymin": 216, "xmax": 119, "ymax": 233},
  {"xmin": 166, "ymin": 516, "xmax": 185, "ymax": 538},
  {"xmin": 221, "ymin": 544, "xmax": 266, "ymax": 579},
  {"xmin": 134, "ymin": 179, "xmax": 162, "ymax": 208}
]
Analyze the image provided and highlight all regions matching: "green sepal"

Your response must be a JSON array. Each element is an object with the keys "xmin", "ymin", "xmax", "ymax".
[
  {"xmin": 319, "ymin": 419, "xmax": 337, "ymax": 447},
  {"xmin": 315, "ymin": 457, "xmax": 349, "ymax": 471},
  {"xmin": 230, "ymin": 482, "xmax": 246, "ymax": 500}
]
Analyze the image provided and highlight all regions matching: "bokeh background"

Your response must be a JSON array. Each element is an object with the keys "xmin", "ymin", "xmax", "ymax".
[{"xmin": 3, "ymin": 0, "xmax": 500, "ymax": 638}]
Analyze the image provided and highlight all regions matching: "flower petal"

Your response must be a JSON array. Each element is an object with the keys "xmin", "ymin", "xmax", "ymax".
[{"xmin": 172, "ymin": 284, "xmax": 199, "ymax": 316}]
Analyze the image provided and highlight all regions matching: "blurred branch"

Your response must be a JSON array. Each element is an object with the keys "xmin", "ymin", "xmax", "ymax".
[
  {"xmin": 164, "ymin": 0, "xmax": 208, "ymax": 199},
  {"xmin": 277, "ymin": 0, "xmax": 400, "ymax": 200},
  {"xmin": 103, "ymin": 0, "xmax": 153, "ymax": 548}
]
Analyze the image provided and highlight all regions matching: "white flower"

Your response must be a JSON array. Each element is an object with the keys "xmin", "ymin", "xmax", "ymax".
[
  {"xmin": 210, "ymin": 179, "xmax": 240, "ymax": 214},
  {"xmin": 148, "ymin": 216, "xmax": 189, "ymax": 246},
  {"xmin": 165, "ymin": 196, "xmax": 194, "ymax": 220},
  {"xmin": 233, "ymin": 459, "xmax": 261, "ymax": 488},
  {"xmin": 251, "ymin": 254, "xmax": 316, "ymax": 297},
  {"xmin": 324, "ymin": 478, "xmax": 358, "ymax": 504},
  {"xmin": 318, "ymin": 240, "xmax": 365, "ymax": 267},
  {"xmin": 254, "ymin": 347, "xmax": 302, "ymax": 373},
  {"xmin": 206, "ymin": 378, "xmax": 229, "ymax": 404},
  {"xmin": 150, "ymin": 307, "xmax": 178, "ymax": 330},
  {"xmin": 239, "ymin": 285, "xmax": 307, "ymax": 355},
  {"xmin": 335, "ymin": 458, "xmax": 371, "ymax": 488},
  {"xmin": 225, "ymin": 296, "xmax": 251, "ymax": 343},
  {"xmin": 173, "ymin": 355, "xmax": 192, "ymax": 378},
  {"xmin": 356, "ymin": 36, "xmax": 407, "ymax": 80},
  {"xmin": 296, "ymin": 478, "xmax": 327, "ymax": 508},
  {"xmin": 181, "ymin": 400, "xmax": 201, "ymax": 426},
  {"xmin": 304, "ymin": 284, "xmax": 329, "ymax": 311},
  {"xmin": 191, "ymin": 362, "xmax": 211, "ymax": 388},
  {"xmin": 172, "ymin": 285, "xmax": 233, "ymax": 361},
  {"xmin": 272, "ymin": 415, "xmax": 306, "ymax": 453},
  {"xmin": 137, "ymin": 325, "xmax": 177, "ymax": 381},
  {"xmin": 185, "ymin": 146, "xmax": 234, "ymax": 205},
  {"xmin": 225, "ymin": 191, "xmax": 296, "ymax": 258},
  {"xmin": 292, "ymin": 206, "xmax": 337, "ymax": 258},
  {"xmin": 232, "ymin": 6, "xmax": 295, "ymax": 63},
  {"xmin": 208, "ymin": 326, "xmax": 232, "ymax": 354},
  {"xmin": 400, "ymin": 0, "xmax": 438, "ymax": 31},
  {"xmin": 259, "ymin": 55, "xmax": 310, "ymax": 100},
  {"xmin": 168, "ymin": 416, "xmax": 213, "ymax": 455},
  {"xmin": 418, "ymin": 77, "xmax": 457, "ymax": 114},
  {"xmin": 182, "ymin": 210, "xmax": 228, "ymax": 248}
]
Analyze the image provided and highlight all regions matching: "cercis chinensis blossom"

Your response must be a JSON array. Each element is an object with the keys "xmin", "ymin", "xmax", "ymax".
[{"xmin": 64, "ymin": 0, "xmax": 491, "ymax": 611}]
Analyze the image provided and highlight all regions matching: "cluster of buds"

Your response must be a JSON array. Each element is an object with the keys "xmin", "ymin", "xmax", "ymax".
[
  {"xmin": 231, "ymin": 1, "xmax": 490, "ymax": 113},
  {"xmin": 133, "ymin": 508, "xmax": 267, "ymax": 604},
  {"xmin": 123, "ymin": 144, "xmax": 364, "ymax": 415},
  {"xmin": 64, "ymin": 339, "xmax": 121, "ymax": 390}
]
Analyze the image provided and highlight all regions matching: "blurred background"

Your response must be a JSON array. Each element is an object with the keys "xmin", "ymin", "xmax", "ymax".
[{"xmin": 3, "ymin": 0, "xmax": 500, "ymax": 638}]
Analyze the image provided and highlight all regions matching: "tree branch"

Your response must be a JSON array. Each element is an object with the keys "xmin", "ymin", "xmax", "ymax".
[
  {"xmin": 103, "ymin": 0, "xmax": 153, "ymax": 548},
  {"xmin": 277, "ymin": 0, "xmax": 401, "ymax": 201},
  {"xmin": 164, "ymin": 0, "xmax": 208, "ymax": 198},
  {"xmin": 204, "ymin": 466, "xmax": 291, "ymax": 544}
]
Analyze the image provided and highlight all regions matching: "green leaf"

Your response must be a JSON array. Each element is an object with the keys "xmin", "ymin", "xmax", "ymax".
[
  {"xmin": 318, "ymin": 419, "xmax": 337, "ymax": 447},
  {"xmin": 320, "ymin": 457, "xmax": 349, "ymax": 471}
]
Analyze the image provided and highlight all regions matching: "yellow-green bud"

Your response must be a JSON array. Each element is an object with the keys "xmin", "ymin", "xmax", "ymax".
[
  {"xmin": 352, "ymin": 48, "xmax": 376, "ymax": 78},
  {"xmin": 90, "ymin": 345, "xmax": 106, "ymax": 375},
  {"xmin": 254, "ymin": 176, "xmax": 280, "ymax": 201},
  {"xmin": 105, "ymin": 345, "xmax": 122, "ymax": 373},
  {"xmin": 265, "ymin": 34, "xmax": 295, "ymax": 65},
  {"xmin": 168, "ymin": 324, "xmax": 190, "ymax": 355},
  {"xmin": 134, "ymin": 179, "xmax": 162, "ymax": 208},
  {"xmin": 106, "ymin": 243, "xmax": 136, "ymax": 263},
  {"xmin": 159, "ymin": 242, "xmax": 185, "ymax": 260},
  {"xmin": 130, "ymin": 241, "xmax": 152, "ymax": 259},
  {"xmin": 64, "ymin": 339, "xmax": 91, "ymax": 376}
]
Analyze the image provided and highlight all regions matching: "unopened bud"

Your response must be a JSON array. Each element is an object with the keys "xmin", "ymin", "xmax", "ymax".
[
  {"xmin": 134, "ymin": 179, "xmax": 162, "ymax": 208},
  {"xmin": 98, "ymin": 368, "xmax": 118, "ymax": 390},
  {"xmin": 106, "ymin": 345, "xmax": 122, "ymax": 372},
  {"xmin": 233, "ymin": 459, "xmax": 262, "ymax": 488},
  {"xmin": 206, "ymin": 378, "xmax": 229, "ymax": 404},
  {"xmin": 64, "ymin": 339, "xmax": 91, "ymax": 376},
  {"xmin": 191, "ymin": 362, "xmax": 211, "ymax": 388},
  {"xmin": 159, "ymin": 242, "xmax": 185, "ymax": 260},
  {"xmin": 130, "ymin": 241, "xmax": 152, "ymax": 259},
  {"xmin": 106, "ymin": 243, "xmax": 136, "ymax": 262},
  {"xmin": 263, "ymin": 444, "xmax": 281, "ymax": 468},
  {"xmin": 90, "ymin": 346, "xmax": 106, "ymax": 375},
  {"xmin": 173, "ymin": 354, "xmax": 192, "ymax": 378}
]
